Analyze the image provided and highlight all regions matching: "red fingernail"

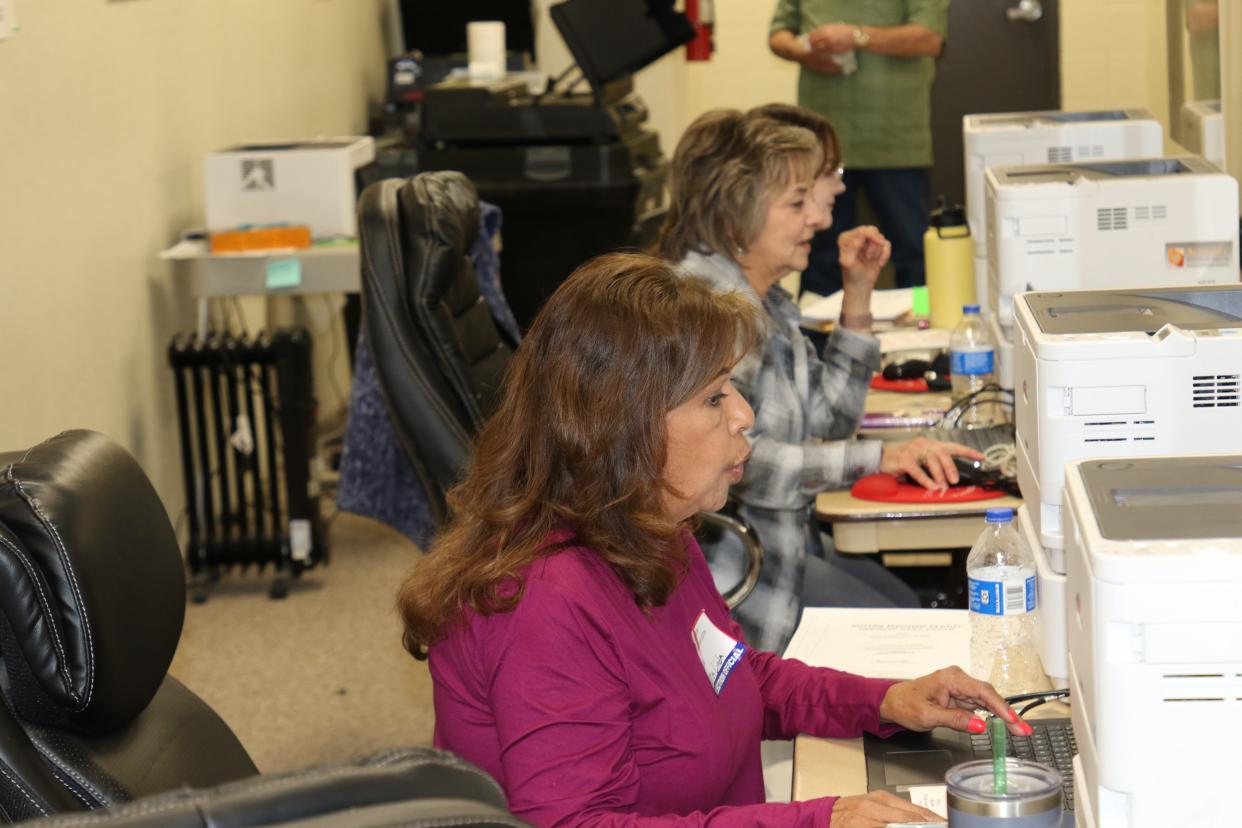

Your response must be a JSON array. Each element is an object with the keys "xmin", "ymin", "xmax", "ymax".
[
  {"xmin": 1019, "ymin": 721, "xmax": 1034, "ymax": 736},
  {"xmin": 968, "ymin": 717, "xmax": 987, "ymax": 734},
  {"xmin": 1008, "ymin": 709, "xmax": 1020, "ymax": 723}
]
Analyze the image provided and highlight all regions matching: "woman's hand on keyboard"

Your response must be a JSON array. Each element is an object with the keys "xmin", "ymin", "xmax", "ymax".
[
  {"xmin": 879, "ymin": 666, "xmax": 1035, "ymax": 737},
  {"xmin": 830, "ymin": 790, "xmax": 944, "ymax": 827},
  {"xmin": 879, "ymin": 438, "xmax": 984, "ymax": 490}
]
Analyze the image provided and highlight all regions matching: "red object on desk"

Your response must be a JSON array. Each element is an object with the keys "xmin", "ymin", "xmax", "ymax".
[
  {"xmin": 850, "ymin": 473, "xmax": 1006, "ymax": 504},
  {"xmin": 869, "ymin": 376, "xmax": 930, "ymax": 393}
]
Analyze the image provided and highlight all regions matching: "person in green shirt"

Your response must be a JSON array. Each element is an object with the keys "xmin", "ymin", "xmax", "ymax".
[
  {"xmin": 1185, "ymin": 0, "xmax": 1220, "ymax": 101},
  {"xmin": 769, "ymin": 0, "xmax": 949, "ymax": 297}
]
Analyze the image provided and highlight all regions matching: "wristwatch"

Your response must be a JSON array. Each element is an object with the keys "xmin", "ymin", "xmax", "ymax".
[{"xmin": 851, "ymin": 26, "xmax": 871, "ymax": 48}]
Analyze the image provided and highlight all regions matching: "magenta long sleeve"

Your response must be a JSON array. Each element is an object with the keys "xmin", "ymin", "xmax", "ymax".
[{"xmin": 429, "ymin": 535, "xmax": 899, "ymax": 827}]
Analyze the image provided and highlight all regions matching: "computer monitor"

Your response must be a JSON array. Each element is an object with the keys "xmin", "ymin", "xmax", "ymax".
[
  {"xmin": 549, "ymin": 0, "xmax": 693, "ymax": 101},
  {"xmin": 400, "ymin": 1, "xmax": 536, "ymax": 60}
]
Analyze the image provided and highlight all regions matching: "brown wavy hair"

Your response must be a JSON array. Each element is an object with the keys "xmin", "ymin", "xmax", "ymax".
[
  {"xmin": 656, "ymin": 108, "xmax": 823, "ymax": 261},
  {"xmin": 399, "ymin": 253, "xmax": 762, "ymax": 657}
]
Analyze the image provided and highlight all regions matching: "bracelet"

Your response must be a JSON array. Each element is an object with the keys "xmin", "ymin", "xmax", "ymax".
[{"xmin": 838, "ymin": 310, "xmax": 874, "ymax": 330}]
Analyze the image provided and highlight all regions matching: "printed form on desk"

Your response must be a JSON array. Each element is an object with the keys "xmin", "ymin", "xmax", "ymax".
[
  {"xmin": 801, "ymin": 288, "xmax": 915, "ymax": 324},
  {"xmin": 784, "ymin": 609, "xmax": 968, "ymax": 820},
  {"xmin": 783, "ymin": 608, "xmax": 970, "ymax": 680}
]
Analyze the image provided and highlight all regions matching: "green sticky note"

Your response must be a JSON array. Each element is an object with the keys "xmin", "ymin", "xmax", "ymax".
[
  {"xmin": 265, "ymin": 258, "xmax": 302, "ymax": 290},
  {"xmin": 911, "ymin": 286, "xmax": 930, "ymax": 317}
]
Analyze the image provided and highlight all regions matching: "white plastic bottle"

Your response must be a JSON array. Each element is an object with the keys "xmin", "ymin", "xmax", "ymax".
[
  {"xmin": 948, "ymin": 303, "xmax": 997, "ymax": 428},
  {"xmin": 967, "ymin": 507, "xmax": 1049, "ymax": 697}
]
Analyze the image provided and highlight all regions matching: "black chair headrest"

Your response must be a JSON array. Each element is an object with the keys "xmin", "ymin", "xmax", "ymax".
[
  {"xmin": 0, "ymin": 431, "xmax": 186, "ymax": 732},
  {"xmin": 401, "ymin": 170, "xmax": 481, "ymax": 257}
]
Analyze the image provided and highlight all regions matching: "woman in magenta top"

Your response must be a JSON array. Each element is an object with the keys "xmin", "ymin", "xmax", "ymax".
[{"xmin": 399, "ymin": 254, "xmax": 1030, "ymax": 827}]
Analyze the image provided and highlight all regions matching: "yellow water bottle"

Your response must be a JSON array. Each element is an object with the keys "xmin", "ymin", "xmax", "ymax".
[{"xmin": 924, "ymin": 198, "xmax": 976, "ymax": 330}]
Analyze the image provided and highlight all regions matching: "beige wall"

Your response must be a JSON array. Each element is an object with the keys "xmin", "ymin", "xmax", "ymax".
[
  {"xmin": 1221, "ymin": 0, "xmax": 1242, "ymax": 207},
  {"xmin": 678, "ymin": 0, "xmax": 797, "ymax": 146},
  {"xmin": 1060, "ymin": 0, "xmax": 1170, "ymax": 126},
  {"xmin": 0, "ymin": 2, "xmax": 388, "ymax": 517}
]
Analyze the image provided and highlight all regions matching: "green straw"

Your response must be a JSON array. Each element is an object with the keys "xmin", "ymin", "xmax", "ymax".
[{"xmin": 989, "ymin": 717, "xmax": 1008, "ymax": 794}]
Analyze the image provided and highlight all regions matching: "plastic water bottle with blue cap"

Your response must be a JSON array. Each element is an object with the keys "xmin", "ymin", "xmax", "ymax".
[
  {"xmin": 967, "ymin": 507, "xmax": 1050, "ymax": 697},
  {"xmin": 949, "ymin": 303, "xmax": 999, "ymax": 428}
]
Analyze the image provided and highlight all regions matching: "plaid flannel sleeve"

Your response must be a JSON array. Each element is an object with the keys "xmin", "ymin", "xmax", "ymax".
[
  {"xmin": 733, "ymin": 327, "xmax": 884, "ymax": 510},
  {"xmin": 807, "ymin": 326, "xmax": 882, "ymax": 441}
]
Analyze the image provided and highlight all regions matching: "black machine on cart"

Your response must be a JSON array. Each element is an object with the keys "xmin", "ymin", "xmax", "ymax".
[{"xmin": 412, "ymin": 0, "xmax": 694, "ymax": 329}]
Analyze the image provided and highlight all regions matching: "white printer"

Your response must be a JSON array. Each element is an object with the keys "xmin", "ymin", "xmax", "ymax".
[
  {"xmin": 1014, "ymin": 284, "xmax": 1242, "ymax": 557},
  {"xmin": 986, "ymin": 156, "xmax": 1239, "ymax": 386},
  {"xmin": 204, "ymin": 136, "xmax": 376, "ymax": 239},
  {"xmin": 1180, "ymin": 99, "xmax": 1225, "ymax": 168},
  {"xmin": 1063, "ymin": 454, "xmax": 1242, "ymax": 828},
  {"xmin": 1016, "ymin": 284, "xmax": 1242, "ymax": 701},
  {"xmin": 963, "ymin": 109, "xmax": 1162, "ymax": 311}
]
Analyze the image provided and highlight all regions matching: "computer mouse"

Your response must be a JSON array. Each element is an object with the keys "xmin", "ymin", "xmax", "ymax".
[
  {"xmin": 953, "ymin": 455, "xmax": 985, "ymax": 474},
  {"xmin": 882, "ymin": 359, "xmax": 932, "ymax": 381},
  {"xmin": 852, "ymin": 473, "xmax": 900, "ymax": 499}
]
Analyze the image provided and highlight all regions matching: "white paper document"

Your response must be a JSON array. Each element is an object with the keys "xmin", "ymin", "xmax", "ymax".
[
  {"xmin": 783, "ymin": 608, "xmax": 971, "ymax": 680},
  {"xmin": 908, "ymin": 784, "xmax": 949, "ymax": 818},
  {"xmin": 801, "ymin": 287, "xmax": 915, "ymax": 323},
  {"xmin": 876, "ymin": 327, "xmax": 951, "ymax": 355}
]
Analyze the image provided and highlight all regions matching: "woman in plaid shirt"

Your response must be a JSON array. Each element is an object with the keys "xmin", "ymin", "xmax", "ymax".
[{"xmin": 658, "ymin": 107, "xmax": 980, "ymax": 652}]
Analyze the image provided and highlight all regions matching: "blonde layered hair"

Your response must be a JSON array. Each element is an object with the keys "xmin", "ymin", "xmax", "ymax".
[{"xmin": 657, "ymin": 108, "xmax": 824, "ymax": 261}]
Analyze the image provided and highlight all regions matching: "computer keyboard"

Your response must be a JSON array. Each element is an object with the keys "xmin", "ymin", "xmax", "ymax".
[
  {"xmin": 922, "ymin": 424, "xmax": 1015, "ymax": 455},
  {"xmin": 968, "ymin": 717, "xmax": 1078, "ymax": 812}
]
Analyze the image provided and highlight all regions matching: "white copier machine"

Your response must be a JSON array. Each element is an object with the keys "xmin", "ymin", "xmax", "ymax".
[
  {"xmin": 963, "ymin": 109, "xmax": 1162, "ymax": 313},
  {"xmin": 985, "ymin": 156, "xmax": 1238, "ymax": 387},
  {"xmin": 1180, "ymin": 98, "xmax": 1225, "ymax": 169},
  {"xmin": 1013, "ymin": 285, "xmax": 1242, "ymax": 686},
  {"xmin": 1063, "ymin": 454, "xmax": 1242, "ymax": 828}
]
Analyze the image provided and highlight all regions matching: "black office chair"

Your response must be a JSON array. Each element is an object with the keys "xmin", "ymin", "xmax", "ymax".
[
  {"xmin": 0, "ymin": 430, "xmax": 526, "ymax": 825},
  {"xmin": 358, "ymin": 172, "xmax": 762, "ymax": 608},
  {"xmin": 22, "ymin": 749, "xmax": 525, "ymax": 828},
  {"xmin": 358, "ymin": 171, "xmax": 511, "ymax": 527}
]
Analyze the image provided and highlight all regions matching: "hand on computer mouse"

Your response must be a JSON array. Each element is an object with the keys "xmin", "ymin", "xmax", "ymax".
[
  {"xmin": 881, "ymin": 359, "xmax": 932, "ymax": 381},
  {"xmin": 948, "ymin": 456, "xmax": 1023, "ymax": 497},
  {"xmin": 879, "ymin": 437, "xmax": 984, "ymax": 490}
]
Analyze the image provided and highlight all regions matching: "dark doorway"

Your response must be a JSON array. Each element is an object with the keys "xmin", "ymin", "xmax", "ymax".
[{"xmin": 930, "ymin": 0, "xmax": 1061, "ymax": 206}]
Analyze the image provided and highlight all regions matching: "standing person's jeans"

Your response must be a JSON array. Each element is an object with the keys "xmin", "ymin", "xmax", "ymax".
[{"xmin": 801, "ymin": 167, "xmax": 932, "ymax": 297}]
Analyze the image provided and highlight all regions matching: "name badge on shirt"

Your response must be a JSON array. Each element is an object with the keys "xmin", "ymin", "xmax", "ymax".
[{"xmin": 691, "ymin": 610, "xmax": 746, "ymax": 696}]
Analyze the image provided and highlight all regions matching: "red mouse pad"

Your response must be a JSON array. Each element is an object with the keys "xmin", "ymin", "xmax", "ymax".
[
  {"xmin": 869, "ymin": 376, "xmax": 930, "ymax": 393},
  {"xmin": 850, "ymin": 473, "xmax": 1006, "ymax": 504}
]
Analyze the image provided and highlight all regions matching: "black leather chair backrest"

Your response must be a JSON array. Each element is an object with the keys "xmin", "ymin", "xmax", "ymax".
[
  {"xmin": 0, "ymin": 431, "xmax": 256, "ymax": 821},
  {"xmin": 359, "ymin": 172, "xmax": 514, "ymax": 523},
  {"xmin": 23, "ymin": 749, "xmax": 529, "ymax": 828}
]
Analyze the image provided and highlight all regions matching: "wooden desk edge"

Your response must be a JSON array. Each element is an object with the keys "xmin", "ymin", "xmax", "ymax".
[{"xmin": 815, "ymin": 495, "xmax": 1022, "ymax": 523}]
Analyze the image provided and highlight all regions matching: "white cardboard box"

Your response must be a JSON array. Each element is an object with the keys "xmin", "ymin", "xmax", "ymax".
[{"xmin": 204, "ymin": 137, "xmax": 375, "ymax": 239}]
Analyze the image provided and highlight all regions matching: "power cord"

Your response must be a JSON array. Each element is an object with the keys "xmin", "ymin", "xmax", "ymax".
[
  {"xmin": 940, "ymin": 383, "xmax": 1015, "ymax": 430},
  {"xmin": 983, "ymin": 442, "xmax": 1017, "ymax": 478},
  {"xmin": 1005, "ymin": 688, "xmax": 1071, "ymax": 717}
]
